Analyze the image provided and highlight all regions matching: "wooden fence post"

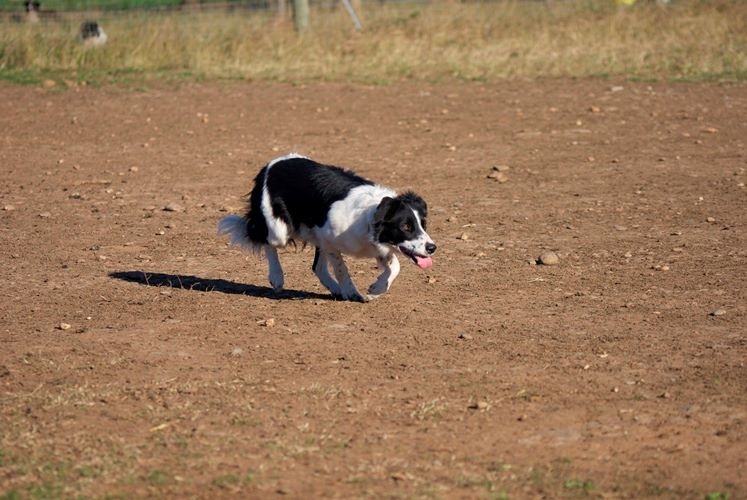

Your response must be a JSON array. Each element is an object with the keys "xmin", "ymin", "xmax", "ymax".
[{"xmin": 292, "ymin": 0, "xmax": 309, "ymax": 32}]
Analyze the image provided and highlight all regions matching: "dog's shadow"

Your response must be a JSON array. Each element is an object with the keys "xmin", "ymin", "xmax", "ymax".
[{"xmin": 109, "ymin": 271, "xmax": 332, "ymax": 301}]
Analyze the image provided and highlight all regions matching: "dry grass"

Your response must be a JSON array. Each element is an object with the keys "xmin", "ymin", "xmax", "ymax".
[{"xmin": 1, "ymin": 0, "xmax": 746, "ymax": 84}]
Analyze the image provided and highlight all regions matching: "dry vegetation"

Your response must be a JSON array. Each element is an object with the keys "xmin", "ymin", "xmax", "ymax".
[{"xmin": 1, "ymin": 0, "xmax": 746, "ymax": 84}]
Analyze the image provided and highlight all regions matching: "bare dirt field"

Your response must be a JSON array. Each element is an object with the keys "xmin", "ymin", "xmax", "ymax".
[{"xmin": 1, "ymin": 80, "xmax": 745, "ymax": 499}]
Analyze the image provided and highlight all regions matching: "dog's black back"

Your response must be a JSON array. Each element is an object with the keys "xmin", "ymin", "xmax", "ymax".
[{"xmin": 245, "ymin": 157, "xmax": 373, "ymax": 244}]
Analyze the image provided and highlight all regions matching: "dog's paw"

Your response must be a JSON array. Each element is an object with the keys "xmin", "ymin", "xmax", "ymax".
[
  {"xmin": 268, "ymin": 273, "xmax": 284, "ymax": 292},
  {"xmin": 336, "ymin": 290, "xmax": 365, "ymax": 303},
  {"xmin": 367, "ymin": 281, "xmax": 389, "ymax": 297}
]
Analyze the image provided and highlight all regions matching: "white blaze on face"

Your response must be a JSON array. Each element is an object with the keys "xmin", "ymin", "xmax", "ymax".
[{"xmin": 398, "ymin": 208, "xmax": 434, "ymax": 269}]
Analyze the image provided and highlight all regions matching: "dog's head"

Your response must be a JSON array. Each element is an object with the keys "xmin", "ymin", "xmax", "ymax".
[{"xmin": 373, "ymin": 191, "xmax": 436, "ymax": 269}]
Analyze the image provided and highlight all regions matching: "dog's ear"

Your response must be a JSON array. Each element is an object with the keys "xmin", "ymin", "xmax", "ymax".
[{"xmin": 372, "ymin": 196, "xmax": 399, "ymax": 240}]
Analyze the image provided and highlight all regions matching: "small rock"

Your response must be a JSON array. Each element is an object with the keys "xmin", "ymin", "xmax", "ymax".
[
  {"xmin": 42, "ymin": 79, "xmax": 56, "ymax": 88},
  {"xmin": 538, "ymin": 251, "xmax": 559, "ymax": 266},
  {"xmin": 458, "ymin": 232, "xmax": 470, "ymax": 241},
  {"xmin": 703, "ymin": 127, "xmax": 718, "ymax": 134},
  {"xmin": 487, "ymin": 171, "xmax": 508, "ymax": 183},
  {"xmin": 58, "ymin": 323, "xmax": 72, "ymax": 330},
  {"xmin": 3, "ymin": 205, "xmax": 15, "ymax": 211},
  {"xmin": 589, "ymin": 106, "xmax": 601, "ymax": 113},
  {"xmin": 709, "ymin": 308, "xmax": 726, "ymax": 317},
  {"xmin": 492, "ymin": 165, "xmax": 510, "ymax": 173},
  {"xmin": 610, "ymin": 85, "xmax": 624, "ymax": 92},
  {"xmin": 258, "ymin": 318, "xmax": 276, "ymax": 327},
  {"xmin": 129, "ymin": 166, "xmax": 139, "ymax": 172},
  {"xmin": 230, "ymin": 347, "xmax": 244, "ymax": 357},
  {"xmin": 427, "ymin": 277, "xmax": 437, "ymax": 284},
  {"xmin": 38, "ymin": 212, "xmax": 51, "ymax": 218},
  {"xmin": 163, "ymin": 203, "xmax": 185, "ymax": 213},
  {"xmin": 468, "ymin": 401, "xmax": 489, "ymax": 410},
  {"xmin": 706, "ymin": 217, "xmax": 716, "ymax": 223},
  {"xmin": 458, "ymin": 333, "xmax": 473, "ymax": 340}
]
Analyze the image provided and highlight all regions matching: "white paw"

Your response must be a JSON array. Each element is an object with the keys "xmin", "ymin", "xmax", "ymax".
[{"xmin": 268, "ymin": 272, "xmax": 284, "ymax": 292}]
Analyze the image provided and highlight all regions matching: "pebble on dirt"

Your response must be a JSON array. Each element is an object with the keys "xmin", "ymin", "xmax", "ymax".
[
  {"xmin": 458, "ymin": 333, "xmax": 473, "ymax": 340},
  {"xmin": 258, "ymin": 318, "xmax": 276, "ymax": 327},
  {"xmin": 487, "ymin": 171, "xmax": 508, "ymax": 183},
  {"xmin": 538, "ymin": 251, "xmax": 559, "ymax": 266},
  {"xmin": 163, "ymin": 203, "xmax": 185, "ymax": 213},
  {"xmin": 58, "ymin": 323, "xmax": 72, "ymax": 330},
  {"xmin": 709, "ymin": 308, "xmax": 727, "ymax": 317}
]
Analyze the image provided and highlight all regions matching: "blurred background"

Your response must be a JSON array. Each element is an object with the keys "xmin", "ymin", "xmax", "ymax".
[{"xmin": 0, "ymin": 0, "xmax": 745, "ymax": 84}]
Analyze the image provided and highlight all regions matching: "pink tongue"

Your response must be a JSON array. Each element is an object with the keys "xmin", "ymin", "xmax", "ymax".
[{"xmin": 415, "ymin": 255, "xmax": 433, "ymax": 269}]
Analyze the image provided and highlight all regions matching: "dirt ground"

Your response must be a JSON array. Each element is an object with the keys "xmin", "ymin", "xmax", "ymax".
[{"xmin": 1, "ymin": 79, "xmax": 745, "ymax": 499}]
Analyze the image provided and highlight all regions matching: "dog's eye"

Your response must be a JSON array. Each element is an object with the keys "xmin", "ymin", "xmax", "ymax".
[{"xmin": 401, "ymin": 222, "xmax": 413, "ymax": 232}]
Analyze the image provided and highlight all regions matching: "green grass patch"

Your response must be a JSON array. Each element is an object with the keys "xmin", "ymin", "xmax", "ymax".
[{"xmin": 564, "ymin": 478, "xmax": 595, "ymax": 494}]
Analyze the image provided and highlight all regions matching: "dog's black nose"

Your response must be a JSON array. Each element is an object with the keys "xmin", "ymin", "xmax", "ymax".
[{"xmin": 425, "ymin": 242, "xmax": 437, "ymax": 255}]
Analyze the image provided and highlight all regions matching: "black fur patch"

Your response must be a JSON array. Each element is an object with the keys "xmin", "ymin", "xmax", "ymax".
[
  {"xmin": 244, "ymin": 157, "xmax": 374, "ymax": 245},
  {"xmin": 80, "ymin": 21, "xmax": 101, "ymax": 39},
  {"xmin": 245, "ymin": 166, "xmax": 270, "ymax": 244}
]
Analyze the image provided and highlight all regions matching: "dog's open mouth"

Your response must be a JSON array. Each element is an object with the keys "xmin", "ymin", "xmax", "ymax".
[{"xmin": 399, "ymin": 246, "xmax": 433, "ymax": 269}]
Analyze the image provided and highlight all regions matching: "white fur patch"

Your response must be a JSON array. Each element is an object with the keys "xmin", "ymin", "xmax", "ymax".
[{"xmin": 313, "ymin": 184, "xmax": 396, "ymax": 258}]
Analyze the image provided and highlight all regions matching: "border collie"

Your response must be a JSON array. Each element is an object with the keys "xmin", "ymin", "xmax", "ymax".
[
  {"xmin": 79, "ymin": 21, "xmax": 108, "ymax": 47},
  {"xmin": 218, "ymin": 154, "xmax": 437, "ymax": 302}
]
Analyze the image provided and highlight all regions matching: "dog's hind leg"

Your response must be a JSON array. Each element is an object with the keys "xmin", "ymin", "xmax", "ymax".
[
  {"xmin": 326, "ymin": 251, "xmax": 363, "ymax": 302},
  {"xmin": 367, "ymin": 253, "xmax": 400, "ymax": 300},
  {"xmin": 265, "ymin": 245, "xmax": 284, "ymax": 292},
  {"xmin": 312, "ymin": 247, "xmax": 342, "ymax": 297}
]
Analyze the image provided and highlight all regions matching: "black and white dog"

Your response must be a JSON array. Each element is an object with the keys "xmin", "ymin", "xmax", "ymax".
[{"xmin": 218, "ymin": 154, "xmax": 437, "ymax": 302}]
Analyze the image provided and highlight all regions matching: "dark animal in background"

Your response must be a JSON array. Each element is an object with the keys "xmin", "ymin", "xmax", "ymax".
[
  {"xmin": 218, "ymin": 154, "xmax": 437, "ymax": 302},
  {"xmin": 79, "ymin": 20, "xmax": 108, "ymax": 46}
]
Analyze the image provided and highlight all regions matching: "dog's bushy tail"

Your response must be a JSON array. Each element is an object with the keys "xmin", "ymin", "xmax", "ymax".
[{"xmin": 218, "ymin": 215, "xmax": 260, "ymax": 253}]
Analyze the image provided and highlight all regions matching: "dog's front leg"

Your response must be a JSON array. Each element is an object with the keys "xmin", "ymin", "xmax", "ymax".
[
  {"xmin": 326, "ymin": 251, "xmax": 364, "ymax": 302},
  {"xmin": 367, "ymin": 253, "xmax": 400, "ymax": 300}
]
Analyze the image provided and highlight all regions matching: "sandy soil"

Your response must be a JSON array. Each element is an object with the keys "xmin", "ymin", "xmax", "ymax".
[{"xmin": 1, "ymin": 80, "xmax": 745, "ymax": 498}]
